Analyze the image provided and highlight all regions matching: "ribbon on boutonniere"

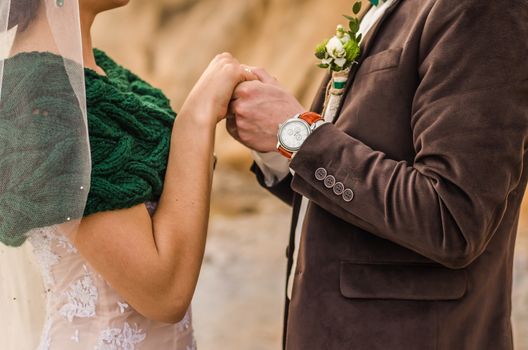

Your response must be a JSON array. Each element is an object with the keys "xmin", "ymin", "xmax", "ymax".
[{"xmin": 314, "ymin": 1, "xmax": 363, "ymax": 121}]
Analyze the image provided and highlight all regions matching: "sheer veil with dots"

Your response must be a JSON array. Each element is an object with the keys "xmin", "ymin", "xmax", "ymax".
[{"xmin": 0, "ymin": 0, "xmax": 90, "ymax": 348}]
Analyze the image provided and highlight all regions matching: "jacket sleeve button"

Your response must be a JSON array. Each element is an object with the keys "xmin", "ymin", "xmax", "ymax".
[
  {"xmin": 342, "ymin": 188, "xmax": 355, "ymax": 202},
  {"xmin": 324, "ymin": 175, "xmax": 336, "ymax": 188},
  {"xmin": 315, "ymin": 168, "xmax": 328, "ymax": 181},
  {"xmin": 333, "ymin": 182, "xmax": 345, "ymax": 195}
]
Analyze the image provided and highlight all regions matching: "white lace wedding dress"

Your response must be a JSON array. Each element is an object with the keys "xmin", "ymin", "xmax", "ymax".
[{"xmin": 1, "ymin": 202, "xmax": 196, "ymax": 350}]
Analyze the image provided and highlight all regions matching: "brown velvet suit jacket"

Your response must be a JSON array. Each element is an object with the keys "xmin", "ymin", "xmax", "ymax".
[{"xmin": 252, "ymin": 0, "xmax": 528, "ymax": 349}]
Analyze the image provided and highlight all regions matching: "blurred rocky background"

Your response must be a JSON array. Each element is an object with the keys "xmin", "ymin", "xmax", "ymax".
[{"xmin": 92, "ymin": 0, "xmax": 527, "ymax": 348}]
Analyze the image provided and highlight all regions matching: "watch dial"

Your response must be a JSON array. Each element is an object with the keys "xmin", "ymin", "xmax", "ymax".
[{"xmin": 280, "ymin": 120, "xmax": 310, "ymax": 150}]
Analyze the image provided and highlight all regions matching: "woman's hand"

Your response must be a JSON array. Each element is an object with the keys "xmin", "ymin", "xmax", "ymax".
[{"xmin": 182, "ymin": 53, "xmax": 257, "ymax": 125}]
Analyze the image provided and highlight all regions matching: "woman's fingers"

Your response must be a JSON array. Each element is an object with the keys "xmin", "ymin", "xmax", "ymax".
[
  {"xmin": 244, "ymin": 66, "xmax": 279, "ymax": 85},
  {"xmin": 192, "ymin": 53, "xmax": 265, "ymax": 122},
  {"xmin": 212, "ymin": 54, "xmax": 257, "ymax": 88},
  {"xmin": 240, "ymin": 66, "xmax": 259, "ymax": 82}
]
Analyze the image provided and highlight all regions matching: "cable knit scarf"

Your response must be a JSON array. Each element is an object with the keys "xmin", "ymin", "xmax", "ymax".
[
  {"xmin": 84, "ymin": 49, "xmax": 175, "ymax": 216},
  {"xmin": 0, "ymin": 49, "xmax": 175, "ymax": 247}
]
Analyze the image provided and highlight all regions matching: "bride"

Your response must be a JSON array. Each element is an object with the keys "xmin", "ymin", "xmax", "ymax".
[{"xmin": 0, "ymin": 0, "xmax": 255, "ymax": 349}]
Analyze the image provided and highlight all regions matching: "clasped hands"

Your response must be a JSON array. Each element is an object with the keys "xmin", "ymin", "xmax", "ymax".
[
  {"xmin": 188, "ymin": 53, "xmax": 305, "ymax": 153},
  {"xmin": 186, "ymin": 52, "xmax": 305, "ymax": 154},
  {"xmin": 226, "ymin": 64, "xmax": 306, "ymax": 153}
]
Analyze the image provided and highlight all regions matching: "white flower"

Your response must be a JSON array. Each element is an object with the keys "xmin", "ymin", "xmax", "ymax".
[
  {"xmin": 326, "ymin": 37, "xmax": 346, "ymax": 59},
  {"xmin": 341, "ymin": 33, "xmax": 352, "ymax": 44},
  {"xmin": 335, "ymin": 58, "xmax": 347, "ymax": 67},
  {"xmin": 336, "ymin": 24, "xmax": 346, "ymax": 38},
  {"xmin": 321, "ymin": 58, "xmax": 333, "ymax": 65}
]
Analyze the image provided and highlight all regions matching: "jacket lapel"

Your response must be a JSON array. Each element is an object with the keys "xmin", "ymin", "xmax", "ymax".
[{"xmin": 333, "ymin": 0, "xmax": 403, "ymax": 122}]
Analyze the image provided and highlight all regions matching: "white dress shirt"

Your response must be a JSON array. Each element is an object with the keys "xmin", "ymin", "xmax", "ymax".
[{"xmin": 252, "ymin": 0, "xmax": 395, "ymax": 300}]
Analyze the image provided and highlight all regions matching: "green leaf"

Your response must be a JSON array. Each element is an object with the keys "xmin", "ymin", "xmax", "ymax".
[
  {"xmin": 332, "ymin": 64, "xmax": 343, "ymax": 72},
  {"xmin": 343, "ymin": 15, "xmax": 355, "ymax": 21},
  {"xmin": 344, "ymin": 40, "xmax": 361, "ymax": 62},
  {"xmin": 352, "ymin": 1, "xmax": 362, "ymax": 15},
  {"xmin": 356, "ymin": 33, "xmax": 363, "ymax": 43},
  {"xmin": 349, "ymin": 18, "xmax": 360, "ymax": 33},
  {"xmin": 318, "ymin": 63, "xmax": 330, "ymax": 69},
  {"xmin": 315, "ymin": 51, "xmax": 326, "ymax": 59},
  {"xmin": 314, "ymin": 39, "xmax": 328, "ymax": 59}
]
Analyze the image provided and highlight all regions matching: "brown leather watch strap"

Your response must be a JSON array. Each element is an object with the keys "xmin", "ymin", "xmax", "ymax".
[
  {"xmin": 299, "ymin": 112, "xmax": 323, "ymax": 125},
  {"xmin": 278, "ymin": 147, "xmax": 293, "ymax": 159}
]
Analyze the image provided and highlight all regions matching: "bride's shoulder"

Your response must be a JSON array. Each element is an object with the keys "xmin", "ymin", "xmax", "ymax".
[{"xmin": 3, "ymin": 51, "xmax": 83, "ymax": 101}]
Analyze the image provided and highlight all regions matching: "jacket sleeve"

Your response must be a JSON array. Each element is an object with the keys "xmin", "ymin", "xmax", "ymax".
[{"xmin": 288, "ymin": 0, "xmax": 528, "ymax": 269}]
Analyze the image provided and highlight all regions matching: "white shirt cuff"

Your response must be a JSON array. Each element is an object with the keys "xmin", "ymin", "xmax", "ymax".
[{"xmin": 252, "ymin": 150, "xmax": 291, "ymax": 187}]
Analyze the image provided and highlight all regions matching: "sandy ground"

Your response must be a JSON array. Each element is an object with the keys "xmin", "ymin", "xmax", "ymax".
[{"xmin": 193, "ymin": 167, "xmax": 528, "ymax": 350}]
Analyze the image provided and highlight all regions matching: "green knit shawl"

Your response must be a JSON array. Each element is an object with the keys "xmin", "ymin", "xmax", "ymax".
[
  {"xmin": 85, "ymin": 49, "xmax": 175, "ymax": 216},
  {"xmin": 0, "ymin": 49, "xmax": 175, "ymax": 247}
]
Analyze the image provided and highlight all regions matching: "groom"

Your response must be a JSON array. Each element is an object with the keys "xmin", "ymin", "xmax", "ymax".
[{"xmin": 227, "ymin": 0, "xmax": 527, "ymax": 349}]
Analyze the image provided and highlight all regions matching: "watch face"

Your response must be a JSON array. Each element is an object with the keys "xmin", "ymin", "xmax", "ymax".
[{"xmin": 279, "ymin": 119, "xmax": 311, "ymax": 151}]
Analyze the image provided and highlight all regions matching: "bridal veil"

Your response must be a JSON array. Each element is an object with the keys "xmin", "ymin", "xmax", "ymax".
[{"xmin": 0, "ymin": 0, "xmax": 90, "ymax": 348}]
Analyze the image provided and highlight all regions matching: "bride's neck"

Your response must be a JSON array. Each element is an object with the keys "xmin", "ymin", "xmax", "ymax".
[
  {"xmin": 11, "ymin": 5, "xmax": 104, "ymax": 76},
  {"xmin": 11, "ymin": 8, "xmax": 56, "ymax": 55},
  {"xmin": 80, "ymin": 11, "xmax": 104, "ymax": 75}
]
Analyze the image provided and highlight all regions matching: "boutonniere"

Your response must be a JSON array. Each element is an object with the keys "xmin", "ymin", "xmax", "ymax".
[
  {"xmin": 315, "ymin": 1, "xmax": 364, "ymax": 121},
  {"xmin": 314, "ymin": 1, "xmax": 363, "ymax": 73}
]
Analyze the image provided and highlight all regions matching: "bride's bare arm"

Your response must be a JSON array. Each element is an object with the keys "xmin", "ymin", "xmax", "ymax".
[{"xmin": 72, "ymin": 53, "xmax": 254, "ymax": 323}]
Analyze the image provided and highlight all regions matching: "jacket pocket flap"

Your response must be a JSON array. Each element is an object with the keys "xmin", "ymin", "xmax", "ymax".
[
  {"xmin": 340, "ymin": 261, "xmax": 467, "ymax": 301},
  {"xmin": 357, "ymin": 48, "xmax": 403, "ymax": 76}
]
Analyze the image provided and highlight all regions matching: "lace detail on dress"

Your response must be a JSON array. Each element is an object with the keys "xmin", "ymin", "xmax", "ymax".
[
  {"xmin": 55, "ymin": 234, "xmax": 78, "ymax": 254},
  {"xmin": 117, "ymin": 301, "xmax": 129, "ymax": 314},
  {"xmin": 95, "ymin": 323, "xmax": 147, "ymax": 350},
  {"xmin": 178, "ymin": 311, "xmax": 192, "ymax": 332},
  {"xmin": 182, "ymin": 313, "xmax": 197, "ymax": 350},
  {"xmin": 186, "ymin": 337, "xmax": 197, "ymax": 350},
  {"xmin": 37, "ymin": 319, "xmax": 52, "ymax": 350},
  {"xmin": 28, "ymin": 228, "xmax": 61, "ymax": 286},
  {"xmin": 29, "ymin": 216, "xmax": 195, "ymax": 349},
  {"xmin": 59, "ymin": 265, "xmax": 98, "ymax": 322},
  {"xmin": 28, "ymin": 227, "xmax": 78, "ymax": 286},
  {"xmin": 71, "ymin": 329, "xmax": 80, "ymax": 343}
]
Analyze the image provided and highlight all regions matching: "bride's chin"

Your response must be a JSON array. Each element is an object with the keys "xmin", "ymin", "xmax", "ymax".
[
  {"xmin": 113, "ymin": 0, "xmax": 131, "ymax": 7},
  {"xmin": 83, "ymin": 0, "xmax": 130, "ymax": 13},
  {"xmin": 104, "ymin": 0, "xmax": 130, "ymax": 11}
]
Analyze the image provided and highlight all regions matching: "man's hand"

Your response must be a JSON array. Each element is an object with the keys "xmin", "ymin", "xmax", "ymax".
[{"xmin": 227, "ymin": 68, "xmax": 305, "ymax": 153}]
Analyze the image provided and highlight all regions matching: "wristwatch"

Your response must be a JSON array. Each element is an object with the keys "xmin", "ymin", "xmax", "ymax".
[{"xmin": 277, "ymin": 112, "xmax": 324, "ymax": 159}]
